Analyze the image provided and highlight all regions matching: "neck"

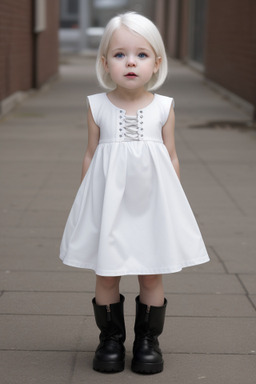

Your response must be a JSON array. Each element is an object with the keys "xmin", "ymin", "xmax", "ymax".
[
  {"xmin": 112, "ymin": 87, "xmax": 148, "ymax": 102},
  {"xmin": 106, "ymin": 87, "xmax": 154, "ymax": 114}
]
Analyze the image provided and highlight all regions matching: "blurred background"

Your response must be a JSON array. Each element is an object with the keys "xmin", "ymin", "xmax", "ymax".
[{"xmin": 0, "ymin": 0, "xmax": 255, "ymax": 120}]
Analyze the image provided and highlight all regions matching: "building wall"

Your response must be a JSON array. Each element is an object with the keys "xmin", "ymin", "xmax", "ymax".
[
  {"xmin": 165, "ymin": 0, "xmax": 179, "ymax": 58},
  {"xmin": 155, "ymin": 0, "xmax": 189, "ymax": 61},
  {"xmin": 205, "ymin": 0, "xmax": 256, "ymax": 113},
  {"xmin": 36, "ymin": 0, "xmax": 59, "ymax": 87},
  {"xmin": 0, "ymin": 0, "xmax": 33, "ymax": 101},
  {"xmin": 178, "ymin": 0, "xmax": 190, "ymax": 60},
  {"xmin": 0, "ymin": 0, "xmax": 59, "ymax": 104},
  {"xmin": 156, "ymin": 0, "xmax": 256, "ymax": 117}
]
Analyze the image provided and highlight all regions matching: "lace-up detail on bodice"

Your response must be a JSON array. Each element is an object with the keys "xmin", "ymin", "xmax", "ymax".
[
  {"xmin": 121, "ymin": 115, "xmax": 144, "ymax": 141},
  {"xmin": 118, "ymin": 111, "xmax": 144, "ymax": 141}
]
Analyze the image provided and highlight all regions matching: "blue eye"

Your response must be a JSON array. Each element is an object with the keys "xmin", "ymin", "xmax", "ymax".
[
  {"xmin": 115, "ymin": 53, "xmax": 124, "ymax": 58},
  {"xmin": 138, "ymin": 52, "xmax": 147, "ymax": 58}
]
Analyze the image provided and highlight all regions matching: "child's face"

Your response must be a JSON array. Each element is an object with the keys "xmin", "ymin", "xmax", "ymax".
[{"xmin": 102, "ymin": 26, "xmax": 161, "ymax": 91}]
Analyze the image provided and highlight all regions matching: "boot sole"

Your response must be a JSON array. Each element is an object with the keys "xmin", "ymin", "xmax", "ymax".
[
  {"xmin": 131, "ymin": 360, "xmax": 163, "ymax": 374},
  {"xmin": 93, "ymin": 359, "xmax": 125, "ymax": 373}
]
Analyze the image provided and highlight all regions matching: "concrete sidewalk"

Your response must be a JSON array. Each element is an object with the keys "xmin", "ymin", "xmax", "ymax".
[{"xmin": 0, "ymin": 54, "xmax": 256, "ymax": 384}]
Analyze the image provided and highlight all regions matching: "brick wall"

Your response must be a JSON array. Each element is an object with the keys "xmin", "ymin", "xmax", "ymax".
[
  {"xmin": 205, "ymin": 0, "xmax": 256, "ymax": 113},
  {"xmin": 0, "ymin": 0, "xmax": 59, "ymax": 103},
  {"xmin": 0, "ymin": 0, "xmax": 33, "ymax": 101}
]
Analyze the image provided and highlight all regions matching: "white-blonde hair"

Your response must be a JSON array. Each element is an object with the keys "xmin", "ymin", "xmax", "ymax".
[{"xmin": 96, "ymin": 12, "xmax": 168, "ymax": 91}]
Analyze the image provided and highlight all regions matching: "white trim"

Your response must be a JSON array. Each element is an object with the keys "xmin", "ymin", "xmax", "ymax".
[{"xmin": 34, "ymin": 0, "xmax": 47, "ymax": 33}]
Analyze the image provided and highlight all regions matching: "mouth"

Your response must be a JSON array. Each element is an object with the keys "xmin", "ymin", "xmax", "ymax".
[{"xmin": 125, "ymin": 72, "xmax": 138, "ymax": 77}]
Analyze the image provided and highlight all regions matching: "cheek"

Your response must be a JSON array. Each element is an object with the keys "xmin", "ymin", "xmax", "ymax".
[
  {"xmin": 144, "ymin": 62, "xmax": 157, "ymax": 76},
  {"xmin": 109, "ymin": 62, "xmax": 123, "ymax": 78}
]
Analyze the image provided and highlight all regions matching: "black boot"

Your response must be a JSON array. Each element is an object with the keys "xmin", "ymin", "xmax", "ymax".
[
  {"xmin": 131, "ymin": 296, "xmax": 167, "ymax": 374},
  {"xmin": 92, "ymin": 294, "xmax": 126, "ymax": 373}
]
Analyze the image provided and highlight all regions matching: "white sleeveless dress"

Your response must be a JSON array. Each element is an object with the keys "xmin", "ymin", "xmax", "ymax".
[{"xmin": 60, "ymin": 93, "xmax": 209, "ymax": 276}]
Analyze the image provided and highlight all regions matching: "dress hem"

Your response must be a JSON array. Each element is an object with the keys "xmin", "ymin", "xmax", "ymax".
[{"xmin": 59, "ymin": 253, "xmax": 210, "ymax": 276}]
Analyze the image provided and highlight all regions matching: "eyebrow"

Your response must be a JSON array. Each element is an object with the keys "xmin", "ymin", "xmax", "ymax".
[
  {"xmin": 111, "ymin": 47, "xmax": 152, "ymax": 52},
  {"xmin": 111, "ymin": 48, "xmax": 125, "ymax": 52}
]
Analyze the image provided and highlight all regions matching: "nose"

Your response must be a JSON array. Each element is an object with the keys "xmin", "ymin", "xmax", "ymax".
[{"xmin": 126, "ymin": 55, "xmax": 136, "ymax": 67}]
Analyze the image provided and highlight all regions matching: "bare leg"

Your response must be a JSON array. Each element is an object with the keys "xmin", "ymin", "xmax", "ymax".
[
  {"xmin": 95, "ymin": 275, "xmax": 121, "ymax": 305},
  {"xmin": 138, "ymin": 275, "xmax": 164, "ymax": 306}
]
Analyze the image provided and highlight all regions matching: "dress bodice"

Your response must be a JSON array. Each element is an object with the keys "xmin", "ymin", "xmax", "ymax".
[{"xmin": 87, "ymin": 93, "xmax": 174, "ymax": 144}]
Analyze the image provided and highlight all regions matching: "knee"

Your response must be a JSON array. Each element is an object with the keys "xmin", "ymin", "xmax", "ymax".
[
  {"xmin": 138, "ymin": 275, "xmax": 162, "ymax": 291},
  {"xmin": 96, "ymin": 275, "xmax": 120, "ymax": 291}
]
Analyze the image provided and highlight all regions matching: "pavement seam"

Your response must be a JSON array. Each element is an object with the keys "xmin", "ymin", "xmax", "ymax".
[
  {"xmin": 236, "ymin": 274, "xmax": 256, "ymax": 312},
  {"xmin": 1, "ymin": 314, "xmax": 255, "ymax": 318},
  {"xmin": 209, "ymin": 246, "xmax": 229, "ymax": 274},
  {"xmin": 69, "ymin": 352, "xmax": 78, "ymax": 384},
  {"xmin": 0, "ymin": 349, "xmax": 254, "ymax": 356}
]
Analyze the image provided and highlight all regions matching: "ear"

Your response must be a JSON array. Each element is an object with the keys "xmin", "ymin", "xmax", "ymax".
[
  {"xmin": 101, "ymin": 56, "xmax": 109, "ymax": 73},
  {"xmin": 153, "ymin": 56, "xmax": 162, "ymax": 74}
]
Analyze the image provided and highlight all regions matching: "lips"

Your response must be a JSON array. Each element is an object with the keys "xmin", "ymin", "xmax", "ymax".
[{"xmin": 125, "ymin": 72, "xmax": 138, "ymax": 77}]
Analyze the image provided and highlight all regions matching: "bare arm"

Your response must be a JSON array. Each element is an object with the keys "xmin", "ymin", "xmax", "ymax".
[
  {"xmin": 81, "ymin": 106, "xmax": 100, "ymax": 182},
  {"xmin": 162, "ymin": 105, "xmax": 180, "ymax": 179}
]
